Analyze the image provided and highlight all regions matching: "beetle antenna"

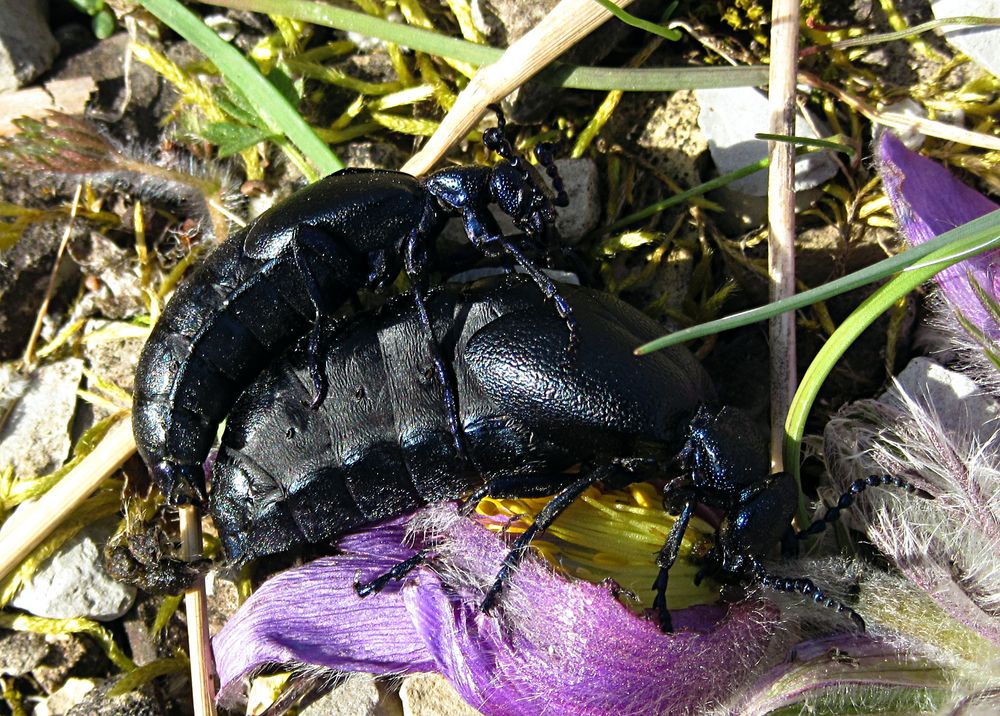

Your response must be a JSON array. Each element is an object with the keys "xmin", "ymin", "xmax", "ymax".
[
  {"xmin": 533, "ymin": 141, "xmax": 568, "ymax": 207},
  {"xmin": 483, "ymin": 104, "xmax": 526, "ymax": 171},
  {"xmin": 748, "ymin": 558, "xmax": 867, "ymax": 630},
  {"xmin": 797, "ymin": 474, "xmax": 933, "ymax": 539}
]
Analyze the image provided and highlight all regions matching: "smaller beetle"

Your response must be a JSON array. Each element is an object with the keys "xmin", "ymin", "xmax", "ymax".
[{"xmin": 132, "ymin": 107, "xmax": 572, "ymax": 506}]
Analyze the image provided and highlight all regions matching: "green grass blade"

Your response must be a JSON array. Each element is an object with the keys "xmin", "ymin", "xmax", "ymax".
[
  {"xmin": 601, "ymin": 156, "xmax": 772, "ymax": 236},
  {"xmin": 827, "ymin": 15, "xmax": 1000, "ymax": 51},
  {"xmin": 784, "ymin": 213, "xmax": 1000, "ymax": 523},
  {"xmin": 634, "ymin": 209, "xmax": 1000, "ymax": 355},
  {"xmin": 754, "ymin": 133, "xmax": 857, "ymax": 158},
  {"xmin": 601, "ymin": 144, "xmax": 855, "ymax": 236},
  {"xmin": 201, "ymin": 0, "xmax": 768, "ymax": 91},
  {"xmin": 139, "ymin": 0, "xmax": 342, "ymax": 176},
  {"xmin": 591, "ymin": 0, "xmax": 681, "ymax": 41}
]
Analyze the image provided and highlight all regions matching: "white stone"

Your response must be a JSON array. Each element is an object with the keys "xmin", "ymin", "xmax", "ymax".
[
  {"xmin": 932, "ymin": 1, "xmax": 1000, "ymax": 78},
  {"xmin": 0, "ymin": 1, "xmax": 59, "ymax": 92},
  {"xmin": 876, "ymin": 99, "xmax": 928, "ymax": 149},
  {"xmin": 9, "ymin": 519, "xmax": 136, "ymax": 621},
  {"xmin": 883, "ymin": 356, "xmax": 1000, "ymax": 447},
  {"xmin": 34, "ymin": 677, "xmax": 98, "ymax": 716},
  {"xmin": 298, "ymin": 673, "xmax": 390, "ymax": 715},
  {"xmin": 0, "ymin": 358, "xmax": 83, "ymax": 477},
  {"xmin": 694, "ymin": 87, "xmax": 838, "ymax": 196},
  {"xmin": 400, "ymin": 673, "xmax": 481, "ymax": 716},
  {"xmin": 548, "ymin": 158, "xmax": 601, "ymax": 243}
]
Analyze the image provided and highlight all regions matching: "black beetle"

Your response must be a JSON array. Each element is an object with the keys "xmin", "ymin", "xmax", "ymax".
[
  {"xmin": 132, "ymin": 108, "xmax": 571, "ymax": 505},
  {"xmin": 205, "ymin": 274, "xmax": 932, "ymax": 627},
  {"xmin": 209, "ymin": 274, "xmax": 712, "ymax": 612},
  {"xmin": 653, "ymin": 407, "xmax": 932, "ymax": 630}
]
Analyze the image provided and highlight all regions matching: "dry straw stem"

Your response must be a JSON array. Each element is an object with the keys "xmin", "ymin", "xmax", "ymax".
[
  {"xmin": 767, "ymin": 0, "xmax": 800, "ymax": 474},
  {"xmin": 0, "ymin": 417, "xmax": 135, "ymax": 582},
  {"xmin": 180, "ymin": 505, "xmax": 218, "ymax": 715},
  {"xmin": 21, "ymin": 184, "xmax": 84, "ymax": 366},
  {"xmin": 401, "ymin": 0, "xmax": 635, "ymax": 176},
  {"xmin": 801, "ymin": 71, "xmax": 1000, "ymax": 152}
]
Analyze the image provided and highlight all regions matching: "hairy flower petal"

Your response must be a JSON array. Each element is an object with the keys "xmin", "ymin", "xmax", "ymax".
[
  {"xmin": 212, "ymin": 518, "xmax": 436, "ymax": 703},
  {"xmin": 731, "ymin": 633, "xmax": 954, "ymax": 715},
  {"xmin": 825, "ymin": 358, "xmax": 1000, "ymax": 664},
  {"xmin": 213, "ymin": 507, "xmax": 783, "ymax": 714},
  {"xmin": 878, "ymin": 131, "xmax": 1000, "ymax": 340}
]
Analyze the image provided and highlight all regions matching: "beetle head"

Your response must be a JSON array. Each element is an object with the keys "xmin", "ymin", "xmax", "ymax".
[
  {"xmin": 483, "ymin": 105, "xmax": 567, "ymax": 240},
  {"xmin": 715, "ymin": 471, "xmax": 798, "ymax": 573},
  {"xmin": 679, "ymin": 406, "xmax": 769, "ymax": 500},
  {"xmin": 152, "ymin": 460, "xmax": 207, "ymax": 506},
  {"xmin": 485, "ymin": 160, "xmax": 551, "ymax": 237}
]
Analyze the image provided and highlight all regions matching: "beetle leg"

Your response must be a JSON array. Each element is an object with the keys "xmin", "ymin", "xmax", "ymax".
[
  {"xmin": 497, "ymin": 235, "xmax": 578, "ymax": 352},
  {"xmin": 652, "ymin": 500, "xmax": 695, "ymax": 632},
  {"xmin": 480, "ymin": 466, "xmax": 613, "ymax": 614},
  {"xmin": 355, "ymin": 472, "xmax": 574, "ymax": 598},
  {"xmin": 404, "ymin": 231, "xmax": 470, "ymax": 462},
  {"xmin": 291, "ymin": 240, "xmax": 331, "ymax": 409},
  {"xmin": 354, "ymin": 550, "xmax": 428, "ymax": 597},
  {"xmin": 458, "ymin": 473, "xmax": 579, "ymax": 516}
]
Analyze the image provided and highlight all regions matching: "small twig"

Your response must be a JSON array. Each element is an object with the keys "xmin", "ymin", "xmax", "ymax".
[
  {"xmin": 767, "ymin": 1, "xmax": 800, "ymax": 481},
  {"xmin": 179, "ymin": 505, "xmax": 217, "ymax": 715},
  {"xmin": 402, "ymin": 0, "xmax": 635, "ymax": 176},
  {"xmin": 0, "ymin": 416, "xmax": 135, "ymax": 582},
  {"xmin": 21, "ymin": 184, "xmax": 84, "ymax": 367}
]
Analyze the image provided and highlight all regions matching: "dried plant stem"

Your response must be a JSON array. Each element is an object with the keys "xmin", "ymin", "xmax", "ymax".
[
  {"xmin": 402, "ymin": 0, "xmax": 635, "ymax": 175},
  {"xmin": 21, "ymin": 184, "xmax": 83, "ymax": 367},
  {"xmin": 767, "ymin": 0, "xmax": 800, "ymax": 477},
  {"xmin": 179, "ymin": 505, "xmax": 217, "ymax": 715},
  {"xmin": 800, "ymin": 71, "xmax": 1000, "ymax": 152},
  {"xmin": 0, "ymin": 416, "xmax": 134, "ymax": 582}
]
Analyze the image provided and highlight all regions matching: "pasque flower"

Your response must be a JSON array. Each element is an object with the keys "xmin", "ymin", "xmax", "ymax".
[
  {"xmin": 822, "ymin": 357, "xmax": 1000, "ymax": 712},
  {"xmin": 785, "ymin": 134, "xmax": 1000, "ymax": 713},
  {"xmin": 716, "ymin": 134, "xmax": 1000, "ymax": 715},
  {"xmin": 213, "ymin": 503, "xmax": 783, "ymax": 714}
]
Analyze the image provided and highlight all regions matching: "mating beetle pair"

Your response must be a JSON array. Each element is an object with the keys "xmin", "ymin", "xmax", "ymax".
[
  {"xmin": 206, "ymin": 274, "xmax": 928, "ymax": 629},
  {"xmin": 129, "ymin": 108, "xmax": 929, "ymax": 630}
]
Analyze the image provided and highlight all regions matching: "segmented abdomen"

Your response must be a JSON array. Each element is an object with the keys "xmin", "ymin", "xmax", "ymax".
[
  {"xmin": 208, "ymin": 309, "xmax": 468, "ymax": 563},
  {"xmin": 131, "ymin": 233, "xmax": 361, "ymax": 498}
]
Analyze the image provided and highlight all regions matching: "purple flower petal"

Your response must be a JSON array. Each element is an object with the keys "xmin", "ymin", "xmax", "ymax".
[
  {"xmin": 730, "ymin": 634, "xmax": 952, "ymax": 716},
  {"xmin": 213, "ymin": 507, "xmax": 783, "ymax": 713},
  {"xmin": 212, "ymin": 517, "xmax": 436, "ymax": 704},
  {"xmin": 402, "ymin": 538, "xmax": 778, "ymax": 715},
  {"xmin": 878, "ymin": 131, "xmax": 1000, "ymax": 340}
]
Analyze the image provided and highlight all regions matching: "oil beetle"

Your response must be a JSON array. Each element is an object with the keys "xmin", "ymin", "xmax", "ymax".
[
  {"xmin": 205, "ymin": 274, "xmax": 932, "ymax": 628},
  {"xmin": 132, "ymin": 107, "xmax": 571, "ymax": 505},
  {"xmin": 209, "ymin": 273, "xmax": 712, "ymax": 613},
  {"xmin": 653, "ymin": 407, "xmax": 932, "ymax": 630}
]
